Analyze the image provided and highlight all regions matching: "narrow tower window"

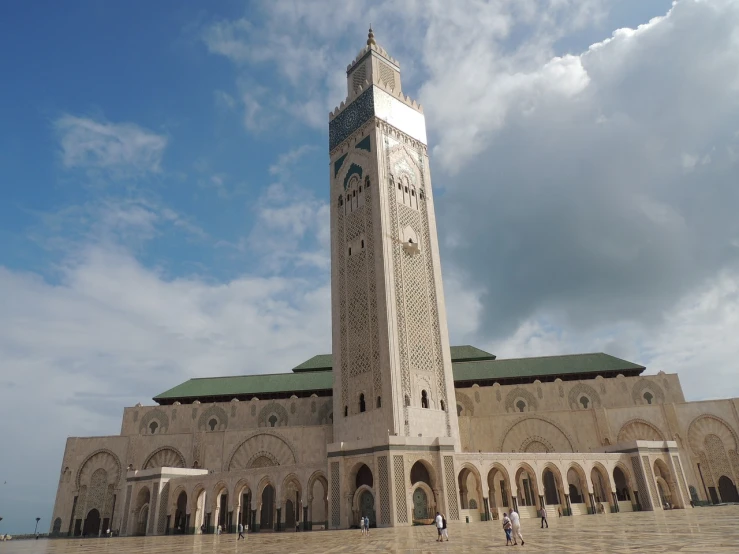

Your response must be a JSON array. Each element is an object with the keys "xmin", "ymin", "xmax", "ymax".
[
  {"xmin": 404, "ymin": 395, "xmax": 410, "ymax": 407},
  {"xmin": 209, "ymin": 418, "xmax": 218, "ymax": 431},
  {"xmin": 359, "ymin": 394, "xmax": 366, "ymax": 413},
  {"xmin": 421, "ymin": 390, "xmax": 429, "ymax": 409},
  {"xmin": 149, "ymin": 421, "xmax": 158, "ymax": 434},
  {"xmin": 344, "ymin": 406, "xmax": 348, "ymax": 417},
  {"xmin": 377, "ymin": 396, "xmax": 381, "ymax": 408},
  {"xmin": 361, "ymin": 239, "xmax": 364, "ymax": 248},
  {"xmin": 440, "ymin": 400, "xmax": 446, "ymax": 412},
  {"xmin": 643, "ymin": 392, "xmax": 654, "ymax": 404}
]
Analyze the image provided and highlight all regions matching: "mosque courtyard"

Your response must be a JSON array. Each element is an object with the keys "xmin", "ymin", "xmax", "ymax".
[{"xmin": 2, "ymin": 505, "xmax": 738, "ymax": 553}]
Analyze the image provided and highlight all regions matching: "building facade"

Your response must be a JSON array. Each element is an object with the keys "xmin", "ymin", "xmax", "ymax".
[{"xmin": 49, "ymin": 31, "xmax": 739, "ymax": 538}]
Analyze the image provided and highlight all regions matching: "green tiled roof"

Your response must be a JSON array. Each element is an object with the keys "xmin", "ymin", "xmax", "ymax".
[
  {"xmin": 154, "ymin": 371, "xmax": 333, "ymax": 401},
  {"xmin": 154, "ymin": 350, "xmax": 644, "ymax": 404},
  {"xmin": 453, "ymin": 352, "xmax": 644, "ymax": 383},
  {"xmin": 449, "ymin": 345, "xmax": 496, "ymax": 362},
  {"xmin": 292, "ymin": 354, "xmax": 333, "ymax": 373}
]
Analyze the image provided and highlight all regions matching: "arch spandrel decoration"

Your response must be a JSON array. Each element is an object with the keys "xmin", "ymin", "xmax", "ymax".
[
  {"xmin": 197, "ymin": 405, "xmax": 228, "ymax": 432},
  {"xmin": 688, "ymin": 415, "xmax": 739, "ymax": 454},
  {"xmin": 455, "ymin": 392, "xmax": 474, "ymax": 416},
  {"xmin": 257, "ymin": 402, "xmax": 289, "ymax": 428},
  {"xmin": 139, "ymin": 409, "xmax": 169, "ymax": 435},
  {"xmin": 227, "ymin": 431, "xmax": 297, "ymax": 471},
  {"xmin": 504, "ymin": 387, "xmax": 539, "ymax": 413},
  {"xmin": 520, "ymin": 435, "xmax": 555, "ymax": 453},
  {"xmin": 617, "ymin": 419, "xmax": 665, "ymax": 443},
  {"xmin": 498, "ymin": 416, "xmax": 575, "ymax": 453},
  {"xmin": 567, "ymin": 383, "xmax": 602, "ymax": 409},
  {"xmin": 143, "ymin": 446, "xmax": 186, "ymax": 470},
  {"xmin": 631, "ymin": 379, "xmax": 665, "ymax": 405},
  {"xmin": 76, "ymin": 449, "xmax": 122, "ymax": 489}
]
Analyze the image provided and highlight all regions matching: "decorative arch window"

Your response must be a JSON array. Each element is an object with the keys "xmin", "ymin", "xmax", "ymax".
[
  {"xmin": 644, "ymin": 392, "xmax": 654, "ymax": 404},
  {"xmin": 579, "ymin": 396, "xmax": 590, "ymax": 409},
  {"xmin": 149, "ymin": 421, "xmax": 158, "ymax": 434},
  {"xmin": 268, "ymin": 414, "xmax": 277, "ymax": 427},
  {"xmin": 361, "ymin": 239, "xmax": 364, "ymax": 249},
  {"xmin": 359, "ymin": 393, "xmax": 366, "ymax": 413},
  {"xmin": 358, "ymin": 185, "xmax": 362, "ymax": 193},
  {"xmin": 348, "ymin": 247, "xmax": 352, "ymax": 256},
  {"xmin": 365, "ymin": 176, "xmax": 370, "ymax": 187},
  {"xmin": 516, "ymin": 400, "xmax": 527, "ymax": 412},
  {"xmin": 398, "ymin": 182, "xmax": 402, "ymax": 190},
  {"xmin": 353, "ymin": 190, "xmax": 356, "ymax": 197},
  {"xmin": 440, "ymin": 399, "xmax": 446, "ymax": 412},
  {"xmin": 421, "ymin": 390, "xmax": 429, "ymax": 409},
  {"xmin": 208, "ymin": 418, "xmax": 218, "ymax": 431},
  {"xmin": 338, "ymin": 196, "xmax": 343, "ymax": 207},
  {"xmin": 377, "ymin": 396, "xmax": 382, "ymax": 408},
  {"xmin": 344, "ymin": 406, "xmax": 348, "ymax": 417},
  {"xmin": 404, "ymin": 395, "xmax": 410, "ymax": 407},
  {"xmin": 411, "ymin": 189, "xmax": 416, "ymax": 196},
  {"xmin": 404, "ymin": 186, "xmax": 409, "ymax": 193}
]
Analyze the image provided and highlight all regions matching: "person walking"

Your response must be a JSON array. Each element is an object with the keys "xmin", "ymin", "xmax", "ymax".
[
  {"xmin": 510, "ymin": 509, "xmax": 524, "ymax": 546},
  {"xmin": 434, "ymin": 512, "xmax": 443, "ymax": 542},
  {"xmin": 540, "ymin": 505, "xmax": 548, "ymax": 528},
  {"xmin": 502, "ymin": 512, "xmax": 513, "ymax": 546},
  {"xmin": 441, "ymin": 513, "xmax": 449, "ymax": 541},
  {"xmin": 364, "ymin": 516, "xmax": 370, "ymax": 536},
  {"xmin": 237, "ymin": 522, "xmax": 245, "ymax": 540}
]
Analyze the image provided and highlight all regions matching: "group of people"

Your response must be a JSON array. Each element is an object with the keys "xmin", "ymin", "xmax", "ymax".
[
  {"xmin": 501, "ymin": 509, "xmax": 525, "ymax": 546},
  {"xmin": 359, "ymin": 515, "xmax": 371, "ymax": 535}
]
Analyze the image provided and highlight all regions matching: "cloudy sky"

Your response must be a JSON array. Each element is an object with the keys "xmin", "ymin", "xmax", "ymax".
[{"xmin": 1, "ymin": 0, "xmax": 738, "ymax": 533}]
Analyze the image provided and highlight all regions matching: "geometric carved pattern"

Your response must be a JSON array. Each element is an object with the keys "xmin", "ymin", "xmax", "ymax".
[
  {"xmin": 444, "ymin": 456, "xmax": 459, "ymax": 520},
  {"xmin": 705, "ymin": 434, "xmax": 733, "ymax": 482},
  {"xmin": 631, "ymin": 379, "xmax": 665, "ymax": 405},
  {"xmin": 378, "ymin": 455, "xmax": 390, "ymax": 525},
  {"xmin": 330, "ymin": 462, "xmax": 341, "ymax": 528},
  {"xmin": 672, "ymin": 455, "xmax": 689, "ymax": 506},
  {"xmin": 228, "ymin": 432, "xmax": 296, "ymax": 471},
  {"xmin": 643, "ymin": 456, "xmax": 659, "ymax": 509},
  {"xmin": 520, "ymin": 436, "xmax": 554, "ymax": 453},
  {"xmin": 257, "ymin": 402, "xmax": 289, "ymax": 427},
  {"xmin": 617, "ymin": 419, "xmax": 665, "ymax": 443},
  {"xmin": 139, "ymin": 409, "xmax": 169, "ymax": 435},
  {"xmin": 337, "ymin": 198, "xmax": 348, "ymax": 410},
  {"xmin": 393, "ymin": 455, "xmax": 408, "ymax": 523},
  {"xmin": 567, "ymin": 383, "xmax": 601, "ymax": 409},
  {"xmin": 329, "ymin": 87, "xmax": 374, "ymax": 151},
  {"xmin": 499, "ymin": 416, "xmax": 575, "ymax": 453},
  {"xmin": 87, "ymin": 468, "xmax": 108, "ymax": 513},
  {"xmin": 365, "ymin": 185, "xmax": 383, "ymax": 401},
  {"xmin": 143, "ymin": 447, "xmax": 186, "ymax": 470},
  {"xmin": 197, "ymin": 405, "xmax": 228, "ymax": 432},
  {"xmin": 121, "ymin": 484, "xmax": 133, "ymax": 536},
  {"xmin": 148, "ymin": 482, "xmax": 159, "ymax": 535},
  {"xmin": 505, "ymin": 388, "xmax": 539, "ymax": 412},
  {"xmin": 455, "ymin": 392, "xmax": 474, "ymax": 416},
  {"xmin": 631, "ymin": 457, "xmax": 652, "ymax": 511},
  {"xmin": 157, "ymin": 482, "xmax": 169, "ymax": 534}
]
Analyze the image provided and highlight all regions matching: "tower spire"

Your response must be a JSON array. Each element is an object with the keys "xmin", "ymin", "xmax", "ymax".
[{"xmin": 367, "ymin": 25, "xmax": 376, "ymax": 46}]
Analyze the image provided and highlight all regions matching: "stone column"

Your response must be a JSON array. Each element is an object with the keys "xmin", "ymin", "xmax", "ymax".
[
  {"xmin": 275, "ymin": 507, "xmax": 282, "ymax": 532},
  {"xmin": 185, "ymin": 513, "xmax": 191, "ymax": 534},
  {"xmin": 611, "ymin": 492, "xmax": 619, "ymax": 513},
  {"xmin": 511, "ymin": 496, "xmax": 518, "ymax": 512},
  {"xmin": 588, "ymin": 493, "xmax": 596, "ymax": 515},
  {"xmin": 165, "ymin": 515, "xmax": 171, "ymax": 535},
  {"xmin": 564, "ymin": 494, "xmax": 572, "ymax": 516},
  {"xmin": 253, "ymin": 507, "xmax": 260, "ymax": 533},
  {"xmin": 228, "ymin": 510, "xmax": 233, "ymax": 533},
  {"xmin": 302, "ymin": 505, "xmax": 308, "ymax": 531},
  {"xmin": 483, "ymin": 497, "xmax": 490, "ymax": 522},
  {"xmin": 234, "ymin": 506, "xmax": 240, "ymax": 532}
]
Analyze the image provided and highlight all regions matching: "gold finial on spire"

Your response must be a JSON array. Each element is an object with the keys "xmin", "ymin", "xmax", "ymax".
[{"xmin": 367, "ymin": 25, "xmax": 376, "ymax": 46}]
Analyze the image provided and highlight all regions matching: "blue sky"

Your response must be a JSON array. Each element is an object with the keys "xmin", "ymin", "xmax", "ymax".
[{"xmin": 2, "ymin": 0, "xmax": 739, "ymax": 535}]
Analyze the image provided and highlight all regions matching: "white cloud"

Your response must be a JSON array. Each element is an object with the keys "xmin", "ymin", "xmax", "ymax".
[{"xmin": 55, "ymin": 115, "xmax": 168, "ymax": 174}]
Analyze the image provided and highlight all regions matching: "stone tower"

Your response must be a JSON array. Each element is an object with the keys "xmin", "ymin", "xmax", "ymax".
[{"xmin": 327, "ymin": 29, "xmax": 460, "ymax": 527}]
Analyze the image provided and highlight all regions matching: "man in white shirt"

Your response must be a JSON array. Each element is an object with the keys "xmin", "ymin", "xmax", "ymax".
[
  {"xmin": 509, "ymin": 509, "xmax": 524, "ymax": 546},
  {"xmin": 434, "ymin": 512, "xmax": 443, "ymax": 542}
]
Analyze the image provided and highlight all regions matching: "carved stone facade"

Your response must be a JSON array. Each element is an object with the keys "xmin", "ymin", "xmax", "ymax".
[{"xmin": 50, "ymin": 31, "xmax": 739, "ymax": 537}]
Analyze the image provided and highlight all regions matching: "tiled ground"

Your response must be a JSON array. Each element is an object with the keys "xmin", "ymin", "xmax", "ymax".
[{"xmin": 3, "ymin": 506, "xmax": 739, "ymax": 553}]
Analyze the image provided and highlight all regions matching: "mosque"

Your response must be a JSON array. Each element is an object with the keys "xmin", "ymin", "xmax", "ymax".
[{"xmin": 50, "ymin": 30, "xmax": 739, "ymax": 537}]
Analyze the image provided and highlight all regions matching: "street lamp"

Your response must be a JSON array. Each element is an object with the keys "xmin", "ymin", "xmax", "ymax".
[{"xmin": 35, "ymin": 517, "xmax": 41, "ymax": 537}]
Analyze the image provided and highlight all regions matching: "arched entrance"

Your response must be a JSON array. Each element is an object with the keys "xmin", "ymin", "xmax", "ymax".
[
  {"xmin": 613, "ymin": 466, "xmax": 634, "ymax": 511},
  {"xmin": 718, "ymin": 476, "xmax": 739, "ymax": 503},
  {"xmin": 285, "ymin": 499, "xmax": 295, "ymax": 529},
  {"xmin": 308, "ymin": 472, "xmax": 328, "ymax": 529},
  {"xmin": 654, "ymin": 459, "xmax": 681, "ymax": 508},
  {"xmin": 358, "ymin": 489, "xmax": 376, "ymax": 526},
  {"xmin": 413, "ymin": 487, "xmax": 429, "ymax": 520},
  {"xmin": 83, "ymin": 509, "xmax": 101, "ymax": 537},
  {"xmin": 212, "ymin": 483, "xmax": 228, "ymax": 532},
  {"xmin": 261, "ymin": 485, "xmax": 275, "ymax": 530},
  {"xmin": 542, "ymin": 466, "xmax": 565, "ymax": 514},
  {"xmin": 282, "ymin": 475, "xmax": 302, "ymax": 531},
  {"xmin": 590, "ymin": 464, "xmax": 614, "ymax": 513},
  {"xmin": 192, "ymin": 488, "xmax": 207, "ymax": 533},
  {"xmin": 514, "ymin": 464, "xmax": 540, "ymax": 517},
  {"xmin": 487, "ymin": 464, "xmax": 511, "ymax": 520},
  {"xmin": 173, "ymin": 491, "xmax": 187, "ymax": 533},
  {"xmin": 133, "ymin": 487, "xmax": 151, "ymax": 536},
  {"xmin": 567, "ymin": 464, "xmax": 590, "ymax": 515},
  {"xmin": 458, "ymin": 464, "xmax": 484, "ymax": 520}
]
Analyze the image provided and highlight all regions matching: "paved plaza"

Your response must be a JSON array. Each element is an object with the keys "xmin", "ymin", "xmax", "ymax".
[{"xmin": 3, "ymin": 506, "xmax": 739, "ymax": 553}]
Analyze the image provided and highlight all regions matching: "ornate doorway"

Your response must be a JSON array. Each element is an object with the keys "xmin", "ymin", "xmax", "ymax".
[
  {"xmin": 83, "ymin": 509, "xmax": 100, "ymax": 537},
  {"xmin": 359, "ymin": 490, "xmax": 375, "ymax": 526},
  {"xmin": 261, "ymin": 485, "xmax": 275, "ymax": 530},
  {"xmin": 718, "ymin": 476, "xmax": 739, "ymax": 503},
  {"xmin": 413, "ymin": 487, "xmax": 428, "ymax": 520}
]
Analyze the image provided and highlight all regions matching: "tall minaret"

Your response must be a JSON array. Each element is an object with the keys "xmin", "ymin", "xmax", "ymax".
[{"xmin": 329, "ymin": 28, "xmax": 460, "ymax": 450}]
